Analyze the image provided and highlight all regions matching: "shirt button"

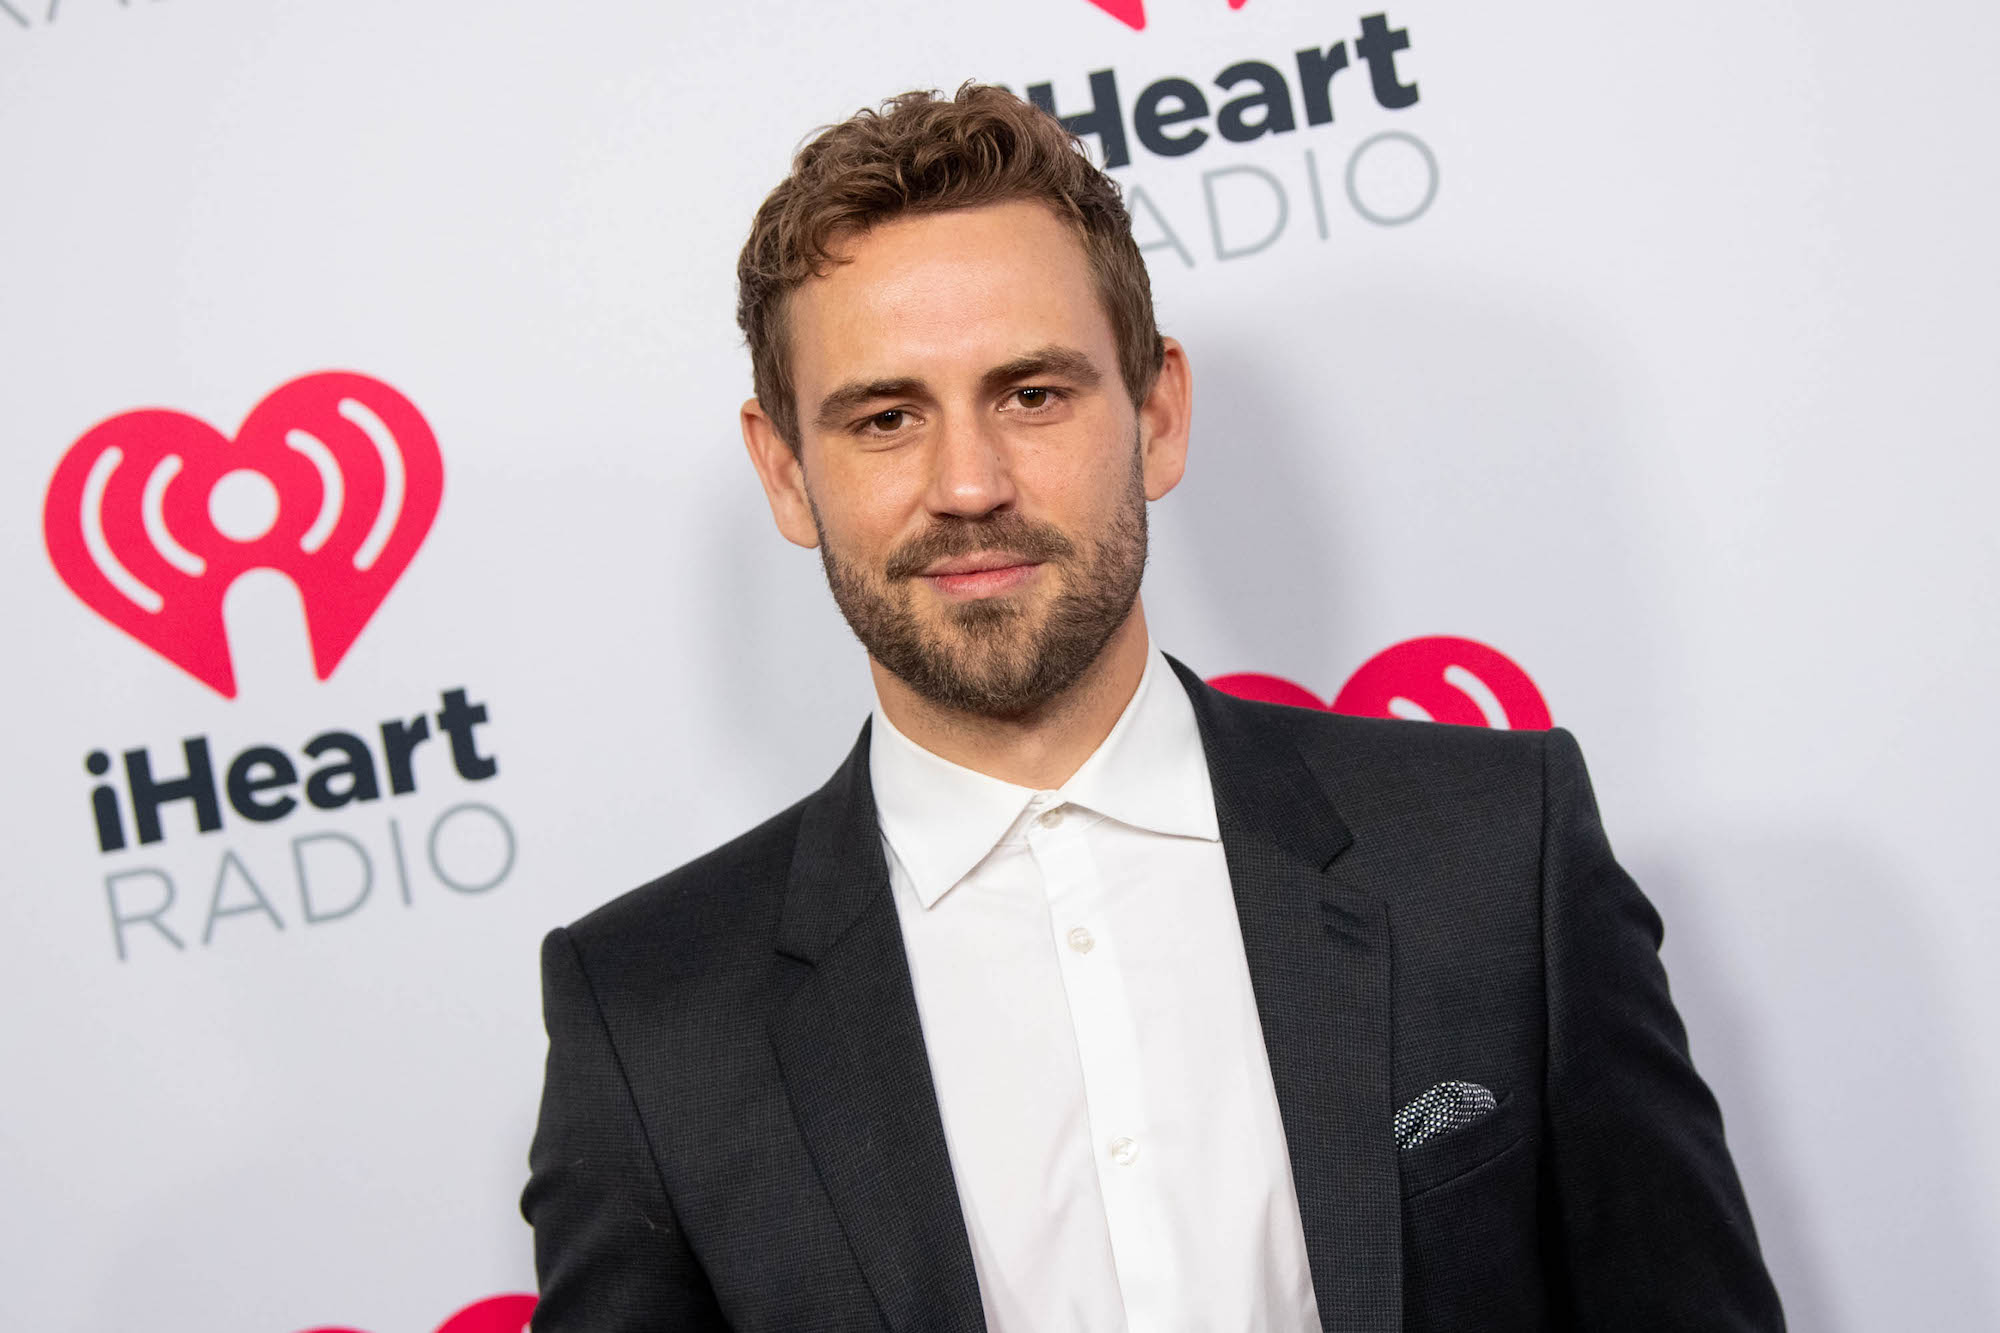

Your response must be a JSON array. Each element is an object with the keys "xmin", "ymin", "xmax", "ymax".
[
  {"xmin": 1037, "ymin": 806, "xmax": 1066, "ymax": 830},
  {"xmin": 1066, "ymin": 926, "xmax": 1095, "ymax": 954},
  {"xmin": 1109, "ymin": 1136, "xmax": 1140, "ymax": 1166}
]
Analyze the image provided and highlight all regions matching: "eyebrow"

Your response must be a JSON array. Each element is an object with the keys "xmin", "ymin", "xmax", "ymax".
[
  {"xmin": 811, "ymin": 344, "xmax": 1104, "ymax": 431},
  {"xmin": 979, "ymin": 345, "xmax": 1103, "ymax": 397},
  {"xmin": 813, "ymin": 377, "xmax": 928, "ymax": 431}
]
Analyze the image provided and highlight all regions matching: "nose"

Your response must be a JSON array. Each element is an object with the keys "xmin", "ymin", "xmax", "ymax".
[{"xmin": 923, "ymin": 410, "xmax": 1017, "ymax": 520}]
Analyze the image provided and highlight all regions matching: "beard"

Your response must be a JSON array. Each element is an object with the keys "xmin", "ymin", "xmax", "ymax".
[{"xmin": 815, "ymin": 452, "xmax": 1148, "ymax": 720}]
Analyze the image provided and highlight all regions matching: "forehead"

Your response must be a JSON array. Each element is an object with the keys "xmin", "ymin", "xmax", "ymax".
[{"xmin": 785, "ymin": 199, "xmax": 1117, "ymax": 394}]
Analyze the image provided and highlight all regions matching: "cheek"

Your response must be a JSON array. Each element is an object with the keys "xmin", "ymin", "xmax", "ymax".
[
  {"xmin": 1020, "ymin": 432, "xmax": 1139, "ymax": 532},
  {"xmin": 812, "ymin": 451, "xmax": 927, "ymax": 556}
]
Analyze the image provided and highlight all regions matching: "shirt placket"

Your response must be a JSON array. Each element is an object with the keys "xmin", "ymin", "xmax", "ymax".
[{"xmin": 1025, "ymin": 795, "xmax": 1178, "ymax": 1332}]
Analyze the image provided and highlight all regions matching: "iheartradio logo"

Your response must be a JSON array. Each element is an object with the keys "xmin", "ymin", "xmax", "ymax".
[
  {"xmin": 43, "ymin": 372, "xmax": 443, "ymax": 699},
  {"xmin": 1086, "ymin": 0, "xmax": 1250, "ymax": 31},
  {"xmin": 1211, "ymin": 636, "xmax": 1553, "ymax": 730}
]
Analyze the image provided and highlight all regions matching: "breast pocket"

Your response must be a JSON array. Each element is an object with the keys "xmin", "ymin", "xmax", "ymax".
[
  {"xmin": 1396, "ymin": 1090, "xmax": 1528, "ymax": 1200},
  {"xmin": 1398, "ymin": 1092, "xmax": 1546, "ymax": 1332}
]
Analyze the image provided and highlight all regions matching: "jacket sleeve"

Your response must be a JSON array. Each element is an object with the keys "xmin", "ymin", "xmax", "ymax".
[
  {"xmin": 1539, "ymin": 728, "xmax": 1786, "ymax": 1330},
  {"xmin": 522, "ymin": 926, "xmax": 727, "ymax": 1331}
]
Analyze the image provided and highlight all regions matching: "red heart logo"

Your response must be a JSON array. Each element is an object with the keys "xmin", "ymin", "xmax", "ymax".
[
  {"xmin": 42, "ymin": 371, "xmax": 443, "ymax": 698},
  {"xmin": 1082, "ymin": 0, "xmax": 1248, "ymax": 32},
  {"xmin": 433, "ymin": 1294, "xmax": 537, "ymax": 1333},
  {"xmin": 296, "ymin": 1292, "xmax": 535, "ymax": 1333},
  {"xmin": 1210, "ymin": 635, "xmax": 1553, "ymax": 730}
]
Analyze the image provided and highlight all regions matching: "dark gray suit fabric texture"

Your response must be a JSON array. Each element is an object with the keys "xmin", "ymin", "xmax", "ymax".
[{"xmin": 522, "ymin": 661, "xmax": 1785, "ymax": 1332}]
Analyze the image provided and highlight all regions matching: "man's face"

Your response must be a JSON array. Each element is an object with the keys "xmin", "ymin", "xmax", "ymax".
[{"xmin": 749, "ymin": 199, "xmax": 1185, "ymax": 719}]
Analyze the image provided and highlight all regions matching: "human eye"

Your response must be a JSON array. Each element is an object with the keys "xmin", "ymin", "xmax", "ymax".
[
  {"xmin": 855, "ymin": 408, "xmax": 909, "ymax": 436},
  {"xmin": 1009, "ymin": 386, "xmax": 1066, "ymax": 412}
]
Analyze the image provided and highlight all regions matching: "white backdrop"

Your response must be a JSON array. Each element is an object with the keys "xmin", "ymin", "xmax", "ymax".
[{"xmin": 3, "ymin": 2, "xmax": 1997, "ymax": 1329}]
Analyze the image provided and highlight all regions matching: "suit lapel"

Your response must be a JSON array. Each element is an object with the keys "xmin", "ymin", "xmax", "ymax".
[
  {"xmin": 768, "ymin": 724, "xmax": 986, "ymax": 1333},
  {"xmin": 1171, "ymin": 658, "xmax": 1403, "ymax": 1333}
]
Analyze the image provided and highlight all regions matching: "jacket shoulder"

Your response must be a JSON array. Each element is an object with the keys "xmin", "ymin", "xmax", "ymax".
[
  {"xmin": 1255, "ymin": 696, "xmax": 1553, "ymax": 781},
  {"xmin": 558, "ymin": 796, "xmax": 808, "ymax": 985},
  {"xmin": 1243, "ymin": 698, "xmax": 1562, "ymax": 844}
]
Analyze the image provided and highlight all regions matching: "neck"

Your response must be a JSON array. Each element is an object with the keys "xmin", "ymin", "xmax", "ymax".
[{"xmin": 870, "ymin": 603, "xmax": 1153, "ymax": 790}]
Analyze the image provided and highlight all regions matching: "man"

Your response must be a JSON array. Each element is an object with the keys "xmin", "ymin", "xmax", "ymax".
[{"xmin": 522, "ymin": 85, "xmax": 1784, "ymax": 1332}]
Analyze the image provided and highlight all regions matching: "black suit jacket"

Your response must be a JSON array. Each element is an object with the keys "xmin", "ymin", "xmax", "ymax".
[{"xmin": 523, "ymin": 660, "xmax": 1784, "ymax": 1331}]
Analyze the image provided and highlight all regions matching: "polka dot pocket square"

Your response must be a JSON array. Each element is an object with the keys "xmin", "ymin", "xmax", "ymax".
[{"xmin": 1393, "ymin": 1080, "xmax": 1499, "ymax": 1151}]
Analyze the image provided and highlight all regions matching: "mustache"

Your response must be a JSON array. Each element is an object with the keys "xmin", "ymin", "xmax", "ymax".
[{"xmin": 883, "ymin": 514, "xmax": 1078, "ymax": 581}]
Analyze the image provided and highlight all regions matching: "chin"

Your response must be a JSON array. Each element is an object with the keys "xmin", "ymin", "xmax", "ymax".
[{"xmin": 938, "ymin": 596, "xmax": 1031, "ymax": 633}]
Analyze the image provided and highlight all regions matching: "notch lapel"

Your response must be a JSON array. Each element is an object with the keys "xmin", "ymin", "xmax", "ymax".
[
  {"xmin": 768, "ymin": 724, "xmax": 986, "ymax": 1333},
  {"xmin": 1171, "ymin": 658, "xmax": 1403, "ymax": 1333}
]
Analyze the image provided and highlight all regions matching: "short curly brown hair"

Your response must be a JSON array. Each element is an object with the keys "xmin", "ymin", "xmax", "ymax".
[{"xmin": 736, "ymin": 83, "xmax": 1165, "ymax": 451}]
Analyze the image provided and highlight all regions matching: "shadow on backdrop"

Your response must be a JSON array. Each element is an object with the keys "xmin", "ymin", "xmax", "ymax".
[
  {"xmin": 1158, "ymin": 278, "xmax": 1660, "ymax": 757},
  {"xmin": 1640, "ymin": 834, "xmax": 1999, "ymax": 1331}
]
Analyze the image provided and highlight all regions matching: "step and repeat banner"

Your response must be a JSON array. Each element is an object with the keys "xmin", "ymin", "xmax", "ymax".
[{"xmin": 3, "ymin": 1, "xmax": 1996, "ymax": 1329}]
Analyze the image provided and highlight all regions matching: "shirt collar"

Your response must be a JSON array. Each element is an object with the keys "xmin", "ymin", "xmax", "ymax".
[{"xmin": 869, "ymin": 647, "xmax": 1220, "ymax": 910}]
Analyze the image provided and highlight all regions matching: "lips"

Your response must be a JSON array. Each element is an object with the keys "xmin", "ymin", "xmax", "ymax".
[
  {"xmin": 918, "ymin": 553, "xmax": 1040, "ymax": 598},
  {"xmin": 920, "ymin": 552, "xmax": 1034, "ymax": 578}
]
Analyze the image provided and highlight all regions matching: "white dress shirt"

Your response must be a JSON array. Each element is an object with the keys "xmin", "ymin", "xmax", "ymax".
[{"xmin": 869, "ymin": 649, "xmax": 1323, "ymax": 1333}]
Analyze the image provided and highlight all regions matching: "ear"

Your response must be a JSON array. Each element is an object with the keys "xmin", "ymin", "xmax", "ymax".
[
  {"xmin": 1138, "ymin": 337, "xmax": 1192, "ymax": 502},
  {"xmin": 741, "ymin": 397, "xmax": 821, "ymax": 549}
]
